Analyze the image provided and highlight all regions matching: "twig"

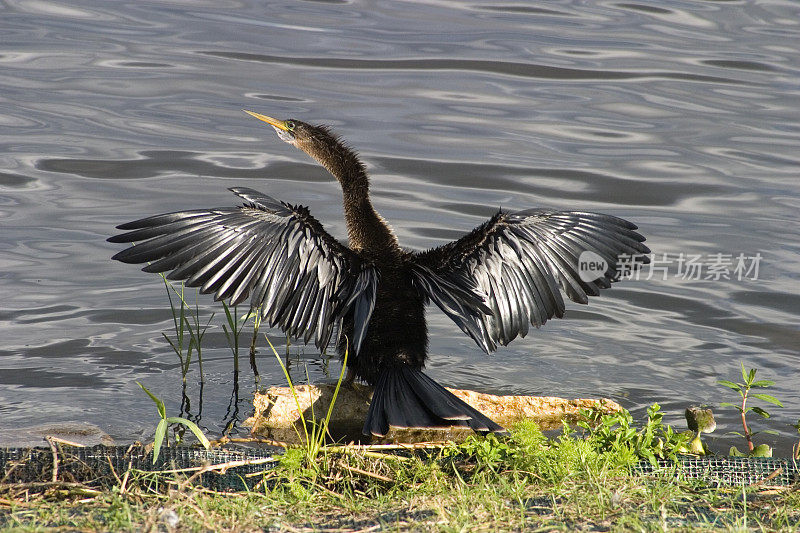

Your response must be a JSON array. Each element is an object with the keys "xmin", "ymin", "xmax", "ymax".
[
  {"xmin": 361, "ymin": 451, "xmax": 413, "ymax": 462},
  {"xmin": 106, "ymin": 456, "xmax": 122, "ymax": 485},
  {"xmin": 120, "ymin": 466, "xmax": 131, "ymax": 495},
  {"xmin": 45, "ymin": 436, "xmax": 86, "ymax": 448},
  {"xmin": 328, "ymin": 441, "xmax": 450, "ymax": 452},
  {"xmin": 311, "ymin": 481, "xmax": 344, "ymax": 500},
  {"xmin": 45, "ymin": 436, "xmax": 59, "ymax": 483},
  {"xmin": 139, "ymin": 456, "xmax": 277, "ymax": 476},
  {"xmin": 0, "ymin": 497, "xmax": 29, "ymax": 508},
  {"xmin": 352, "ymin": 525, "xmax": 383, "ymax": 533},
  {"xmin": 209, "ymin": 436, "xmax": 289, "ymax": 448},
  {"xmin": 2, "ymin": 481, "xmax": 102, "ymax": 495},
  {"xmin": 338, "ymin": 463, "xmax": 393, "ymax": 483},
  {"xmin": 750, "ymin": 467, "xmax": 783, "ymax": 487}
]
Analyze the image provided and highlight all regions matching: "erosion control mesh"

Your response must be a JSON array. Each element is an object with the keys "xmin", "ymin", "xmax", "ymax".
[
  {"xmin": 1, "ymin": 445, "xmax": 798, "ymax": 491},
  {"xmin": 636, "ymin": 455, "xmax": 799, "ymax": 487},
  {"xmin": 0, "ymin": 444, "xmax": 281, "ymax": 492}
]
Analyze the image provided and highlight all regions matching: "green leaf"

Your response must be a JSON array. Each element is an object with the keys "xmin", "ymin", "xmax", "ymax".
[
  {"xmin": 740, "ymin": 363, "xmax": 754, "ymax": 384},
  {"xmin": 717, "ymin": 380, "xmax": 742, "ymax": 392},
  {"xmin": 153, "ymin": 419, "xmax": 167, "ymax": 463},
  {"xmin": 729, "ymin": 445, "xmax": 745, "ymax": 457},
  {"xmin": 751, "ymin": 406, "xmax": 770, "ymax": 419},
  {"xmin": 166, "ymin": 417, "xmax": 211, "ymax": 450},
  {"xmin": 138, "ymin": 382, "xmax": 166, "ymax": 420},
  {"xmin": 751, "ymin": 444, "xmax": 772, "ymax": 458},
  {"xmin": 749, "ymin": 379, "xmax": 774, "ymax": 388},
  {"xmin": 751, "ymin": 393, "xmax": 783, "ymax": 407}
]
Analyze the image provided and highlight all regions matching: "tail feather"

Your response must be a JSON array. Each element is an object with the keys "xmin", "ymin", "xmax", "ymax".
[{"xmin": 363, "ymin": 366, "xmax": 506, "ymax": 436}]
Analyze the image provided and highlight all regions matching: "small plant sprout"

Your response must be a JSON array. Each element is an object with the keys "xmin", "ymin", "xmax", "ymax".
[
  {"xmin": 138, "ymin": 382, "xmax": 211, "ymax": 463},
  {"xmin": 160, "ymin": 275, "xmax": 214, "ymax": 382},
  {"xmin": 684, "ymin": 406, "xmax": 716, "ymax": 455},
  {"xmin": 718, "ymin": 363, "xmax": 783, "ymax": 457}
]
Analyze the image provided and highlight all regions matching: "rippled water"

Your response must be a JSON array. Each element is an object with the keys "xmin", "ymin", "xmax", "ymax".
[{"xmin": 1, "ymin": 1, "xmax": 799, "ymax": 453}]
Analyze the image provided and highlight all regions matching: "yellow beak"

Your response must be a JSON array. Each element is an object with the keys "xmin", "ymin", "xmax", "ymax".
[{"xmin": 243, "ymin": 110, "xmax": 288, "ymax": 131}]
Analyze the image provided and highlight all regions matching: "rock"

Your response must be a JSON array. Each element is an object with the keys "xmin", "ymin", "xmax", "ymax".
[
  {"xmin": 245, "ymin": 384, "xmax": 622, "ymax": 444},
  {"xmin": 0, "ymin": 422, "xmax": 115, "ymax": 447},
  {"xmin": 685, "ymin": 406, "xmax": 716, "ymax": 434}
]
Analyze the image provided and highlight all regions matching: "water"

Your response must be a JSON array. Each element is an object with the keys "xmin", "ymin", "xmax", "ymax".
[{"xmin": 1, "ymin": 0, "xmax": 799, "ymax": 454}]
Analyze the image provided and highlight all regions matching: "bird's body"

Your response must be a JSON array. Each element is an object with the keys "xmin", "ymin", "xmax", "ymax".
[{"xmin": 110, "ymin": 112, "xmax": 650, "ymax": 436}]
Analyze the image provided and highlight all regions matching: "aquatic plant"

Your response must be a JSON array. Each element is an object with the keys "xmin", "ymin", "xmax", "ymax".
[
  {"xmin": 718, "ymin": 363, "xmax": 783, "ymax": 457},
  {"xmin": 160, "ymin": 276, "xmax": 213, "ymax": 382},
  {"xmin": 137, "ymin": 382, "xmax": 211, "ymax": 463}
]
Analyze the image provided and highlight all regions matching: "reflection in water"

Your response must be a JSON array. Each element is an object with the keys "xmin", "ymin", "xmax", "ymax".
[{"xmin": 0, "ymin": 0, "xmax": 799, "ymax": 454}]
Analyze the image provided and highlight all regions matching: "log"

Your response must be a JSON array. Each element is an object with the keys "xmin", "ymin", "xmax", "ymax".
[{"xmin": 245, "ymin": 384, "xmax": 622, "ymax": 444}]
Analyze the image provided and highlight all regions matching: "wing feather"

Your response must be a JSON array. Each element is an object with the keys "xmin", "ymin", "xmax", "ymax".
[
  {"xmin": 413, "ymin": 208, "xmax": 649, "ymax": 352},
  {"xmin": 109, "ymin": 187, "xmax": 377, "ymax": 354}
]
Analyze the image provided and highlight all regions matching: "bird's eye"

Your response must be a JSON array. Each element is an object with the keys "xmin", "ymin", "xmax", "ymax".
[{"xmin": 285, "ymin": 120, "xmax": 296, "ymax": 130}]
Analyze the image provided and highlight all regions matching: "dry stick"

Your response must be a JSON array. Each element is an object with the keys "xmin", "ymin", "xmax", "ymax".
[
  {"xmin": 209, "ymin": 435, "xmax": 290, "ymax": 448},
  {"xmin": 338, "ymin": 463, "xmax": 393, "ymax": 483},
  {"xmin": 750, "ymin": 467, "xmax": 784, "ymax": 487},
  {"xmin": 146, "ymin": 456, "xmax": 277, "ymax": 476},
  {"xmin": 106, "ymin": 456, "xmax": 122, "ymax": 486},
  {"xmin": 0, "ymin": 497, "xmax": 27, "ymax": 508},
  {"xmin": 120, "ymin": 466, "xmax": 131, "ymax": 495},
  {"xmin": 2, "ymin": 482, "xmax": 102, "ymax": 495},
  {"xmin": 45, "ymin": 436, "xmax": 59, "ymax": 483},
  {"xmin": 329, "ymin": 441, "xmax": 450, "ymax": 452},
  {"xmin": 45, "ymin": 436, "xmax": 86, "ymax": 448}
]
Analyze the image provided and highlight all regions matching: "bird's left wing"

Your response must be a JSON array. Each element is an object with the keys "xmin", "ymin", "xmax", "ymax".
[
  {"xmin": 108, "ymin": 187, "xmax": 377, "ymax": 354},
  {"xmin": 411, "ymin": 209, "xmax": 650, "ymax": 353}
]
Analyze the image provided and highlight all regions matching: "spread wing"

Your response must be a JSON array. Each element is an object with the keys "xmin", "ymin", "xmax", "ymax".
[
  {"xmin": 108, "ymin": 187, "xmax": 377, "ymax": 354},
  {"xmin": 411, "ymin": 209, "xmax": 650, "ymax": 353}
]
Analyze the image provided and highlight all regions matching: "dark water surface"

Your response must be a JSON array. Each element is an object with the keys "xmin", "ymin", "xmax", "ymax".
[{"xmin": 2, "ymin": 1, "xmax": 799, "ymax": 453}]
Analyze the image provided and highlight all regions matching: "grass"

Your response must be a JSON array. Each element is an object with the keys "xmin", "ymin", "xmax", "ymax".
[{"xmin": 2, "ymin": 422, "xmax": 799, "ymax": 531}]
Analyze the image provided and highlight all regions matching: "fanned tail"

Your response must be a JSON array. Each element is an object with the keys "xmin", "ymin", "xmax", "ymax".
[{"xmin": 364, "ymin": 366, "xmax": 506, "ymax": 436}]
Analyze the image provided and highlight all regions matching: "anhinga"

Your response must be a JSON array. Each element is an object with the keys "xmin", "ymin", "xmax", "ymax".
[{"xmin": 109, "ymin": 111, "xmax": 650, "ymax": 436}]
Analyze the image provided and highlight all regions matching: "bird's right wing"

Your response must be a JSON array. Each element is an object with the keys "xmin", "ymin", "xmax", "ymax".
[
  {"xmin": 108, "ymin": 187, "xmax": 377, "ymax": 354},
  {"xmin": 412, "ymin": 209, "xmax": 650, "ymax": 353}
]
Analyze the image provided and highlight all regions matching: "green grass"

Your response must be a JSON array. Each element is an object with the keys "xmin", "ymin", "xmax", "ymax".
[{"xmin": 2, "ymin": 422, "xmax": 799, "ymax": 532}]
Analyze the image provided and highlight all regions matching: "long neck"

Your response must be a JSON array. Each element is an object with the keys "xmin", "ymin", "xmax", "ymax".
[
  {"xmin": 343, "ymin": 188, "xmax": 398, "ymax": 255},
  {"xmin": 320, "ymin": 146, "xmax": 399, "ymax": 255}
]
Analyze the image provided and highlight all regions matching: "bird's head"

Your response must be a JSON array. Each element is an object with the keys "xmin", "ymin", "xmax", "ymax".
[
  {"xmin": 245, "ymin": 110, "xmax": 340, "ymax": 161},
  {"xmin": 244, "ymin": 110, "xmax": 367, "ymax": 188}
]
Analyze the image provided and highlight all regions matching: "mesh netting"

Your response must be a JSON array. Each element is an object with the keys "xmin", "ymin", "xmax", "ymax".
[
  {"xmin": 636, "ymin": 455, "xmax": 800, "ymax": 487},
  {"xmin": 0, "ymin": 444, "xmax": 280, "ymax": 492},
  {"xmin": 2, "ymin": 445, "xmax": 798, "ymax": 491}
]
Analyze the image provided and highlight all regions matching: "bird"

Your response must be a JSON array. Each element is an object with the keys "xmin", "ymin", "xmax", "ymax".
[{"xmin": 108, "ymin": 111, "xmax": 651, "ymax": 437}]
